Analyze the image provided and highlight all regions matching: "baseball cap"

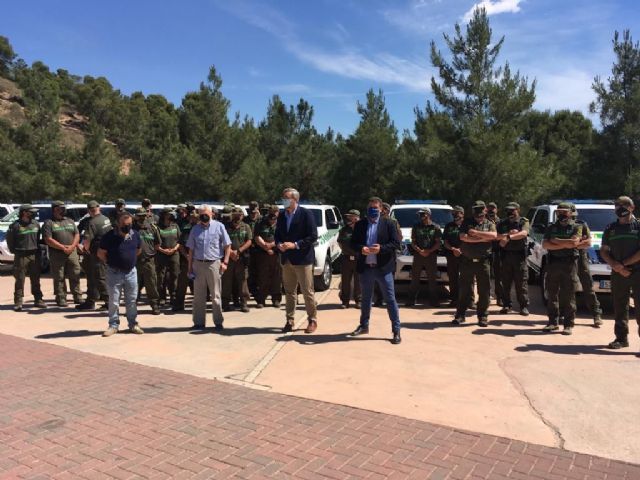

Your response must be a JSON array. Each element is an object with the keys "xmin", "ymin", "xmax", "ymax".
[
  {"xmin": 556, "ymin": 202, "xmax": 573, "ymax": 210},
  {"xmin": 419, "ymin": 208, "xmax": 432, "ymax": 216},
  {"xmin": 487, "ymin": 202, "xmax": 497, "ymax": 209},
  {"xmin": 115, "ymin": 198, "xmax": 126, "ymax": 206},
  {"xmin": 505, "ymin": 202, "xmax": 520, "ymax": 210},
  {"xmin": 87, "ymin": 200, "xmax": 99, "ymax": 209},
  {"xmin": 346, "ymin": 209, "xmax": 360, "ymax": 216},
  {"xmin": 231, "ymin": 207, "xmax": 243, "ymax": 214},
  {"xmin": 19, "ymin": 203, "xmax": 38, "ymax": 213},
  {"xmin": 472, "ymin": 200, "xmax": 486, "ymax": 210},
  {"xmin": 452, "ymin": 205, "xmax": 464, "ymax": 214},
  {"xmin": 135, "ymin": 207, "xmax": 147, "ymax": 216},
  {"xmin": 51, "ymin": 200, "xmax": 65, "ymax": 208}
]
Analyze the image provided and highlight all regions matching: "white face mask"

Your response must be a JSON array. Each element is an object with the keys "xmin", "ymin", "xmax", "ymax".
[{"xmin": 282, "ymin": 198, "xmax": 292, "ymax": 209}]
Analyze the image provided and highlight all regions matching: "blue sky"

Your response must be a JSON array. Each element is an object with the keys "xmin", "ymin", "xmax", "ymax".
[{"xmin": 3, "ymin": 0, "xmax": 638, "ymax": 135}]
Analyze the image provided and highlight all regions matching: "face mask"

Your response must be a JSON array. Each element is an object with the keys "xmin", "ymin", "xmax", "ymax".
[
  {"xmin": 367, "ymin": 207, "xmax": 380, "ymax": 219},
  {"xmin": 121, "ymin": 224, "xmax": 132, "ymax": 233},
  {"xmin": 487, "ymin": 211, "xmax": 496, "ymax": 218},
  {"xmin": 200, "ymin": 214, "xmax": 210, "ymax": 223},
  {"xmin": 616, "ymin": 207, "xmax": 630, "ymax": 218},
  {"xmin": 508, "ymin": 211, "xmax": 517, "ymax": 219},
  {"xmin": 558, "ymin": 213, "xmax": 570, "ymax": 222},
  {"xmin": 282, "ymin": 198, "xmax": 292, "ymax": 209}
]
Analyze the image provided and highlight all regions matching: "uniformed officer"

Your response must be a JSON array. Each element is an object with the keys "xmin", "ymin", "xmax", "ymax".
[
  {"xmin": 156, "ymin": 207, "xmax": 181, "ymax": 308},
  {"xmin": 407, "ymin": 208, "xmax": 442, "ymax": 307},
  {"xmin": 453, "ymin": 201, "xmax": 497, "ymax": 326},
  {"xmin": 443, "ymin": 206, "xmax": 465, "ymax": 307},
  {"xmin": 42, "ymin": 201, "xmax": 82, "ymax": 307},
  {"xmin": 487, "ymin": 202, "xmax": 503, "ymax": 306},
  {"xmin": 253, "ymin": 206, "xmax": 282, "ymax": 308},
  {"xmin": 571, "ymin": 205, "xmax": 603, "ymax": 327},
  {"xmin": 541, "ymin": 202, "xmax": 582, "ymax": 334},
  {"xmin": 142, "ymin": 198, "xmax": 159, "ymax": 225},
  {"xmin": 174, "ymin": 208, "xmax": 198, "ymax": 311},
  {"xmin": 133, "ymin": 207, "xmax": 161, "ymax": 315},
  {"xmin": 77, "ymin": 201, "xmax": 112, "ymax": 311},
  {"xmin": 600, "ymin": 196, "xmax": 640, "ymax": 349},
  {"xmin": 496, "ymin": 202, "xmax": 530, "ymax": 316},
  {"xmin": 108, "ymin": 199, "xmax": 128, "ymax": 227},
  {"xmin": 337, "ymin": 209, "xmax": 362, "ymax": 309},
  {"xmin": 222, "ymin": 207, "xmax": 253, "ymax": 312},
  {"xmin": 6, "ymin": 204, "xmax": 46, "ymax": 311},
  {"xmin": 246, "ymin": 201, "xmax": 262, "ymax": 296}
]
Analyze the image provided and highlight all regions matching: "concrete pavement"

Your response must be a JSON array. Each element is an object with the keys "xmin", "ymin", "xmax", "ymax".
[{"xmin": 0, "ymin": 271, "xmax": 639, "ymax": 465}]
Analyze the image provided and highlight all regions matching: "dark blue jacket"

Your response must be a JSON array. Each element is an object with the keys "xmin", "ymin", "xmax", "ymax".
[
  {"xmin": 274, "ymin": 206, "xmax": 318, "ymax": 266},
  {"xmin": 351, "ymin": 217, "xmax": 399, "ymax": 274}
]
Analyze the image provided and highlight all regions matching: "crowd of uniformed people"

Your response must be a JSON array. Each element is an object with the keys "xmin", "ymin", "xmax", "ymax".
[{"xmin": 5, "ymin": 193, "xmax": 640, "ymax": 350}]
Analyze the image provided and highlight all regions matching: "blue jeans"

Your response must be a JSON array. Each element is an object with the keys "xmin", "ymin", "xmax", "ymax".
[
  {"xmin": 106, "ymin": 266, "xmax": 138, "ymax": 328},
  {"xmin": 359, "ymin": 267, "xmax": 401, "ymax": 333}
]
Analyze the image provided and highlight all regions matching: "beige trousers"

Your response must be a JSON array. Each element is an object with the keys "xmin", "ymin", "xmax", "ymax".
[
  {"xmin": 192, "ymin": 260, "xmax": 224, "ymax": 327},
  {"xmin": 282, "ymin": 262, "xmax": 317, "ymax": 325}
]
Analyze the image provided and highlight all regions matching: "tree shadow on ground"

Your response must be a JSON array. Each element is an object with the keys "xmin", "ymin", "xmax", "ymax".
[
  {"xmin": 276, "ymin": 333, "xmax": 392, "ymax": 345},
  {"xmin": 515, "ymin": 343, "xmax": 639, "ymax": 356}
]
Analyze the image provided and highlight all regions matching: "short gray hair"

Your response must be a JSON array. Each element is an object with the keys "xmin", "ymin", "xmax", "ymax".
[{"xmin": 282, "ymin": 188, "xmax": 300, "ymax": 201}]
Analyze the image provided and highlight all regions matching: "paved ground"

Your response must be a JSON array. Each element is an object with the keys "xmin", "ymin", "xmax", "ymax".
[
  {"xmin": 2, "ymin": 333, "xmax": 640, "ymax": 480},
  {"xmin": 1, "ymin": 271, "xmax": 640, "ymax": 469}
]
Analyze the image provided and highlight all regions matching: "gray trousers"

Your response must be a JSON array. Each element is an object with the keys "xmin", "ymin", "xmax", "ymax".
[{"xmin": 192, "ymin": 260, "xmax": 224, "ymax": 327}]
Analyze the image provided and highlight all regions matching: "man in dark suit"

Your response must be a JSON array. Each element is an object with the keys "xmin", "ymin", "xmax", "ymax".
[
  {"xmin": 275, "ymin": 187, "xmax": 319, "ymax": 334},
  {"xmin": 350, "ymin": 197, "xmax": 402, "ymax": 344}
]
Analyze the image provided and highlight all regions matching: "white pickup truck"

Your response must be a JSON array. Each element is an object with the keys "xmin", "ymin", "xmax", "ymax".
[
  {"xmin": 389, "ymin": 201, "xmax": 453, "ymax": 283},
  {"xmin": 526, "ymin": 200, "xmax": 617, "ymax": 301}
]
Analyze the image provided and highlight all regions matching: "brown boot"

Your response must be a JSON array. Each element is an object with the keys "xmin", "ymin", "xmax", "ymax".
[{"xmin": 305, "ymin": 320, "xmax": 317, "ymax": 334}]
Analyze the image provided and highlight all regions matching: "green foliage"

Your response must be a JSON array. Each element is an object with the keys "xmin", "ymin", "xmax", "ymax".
[{"xmin": 0, "ymin": 23, "xmax": 635, "ymax": 210}]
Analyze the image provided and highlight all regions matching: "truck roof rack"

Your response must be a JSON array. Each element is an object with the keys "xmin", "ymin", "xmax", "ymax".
[
  {"xmin": 550, "ymin": 199, "xmax": 614, "ymax": 205},
  {"xmin": 394, "ymin": 200, "xmax": 448, "ymax": 205}
]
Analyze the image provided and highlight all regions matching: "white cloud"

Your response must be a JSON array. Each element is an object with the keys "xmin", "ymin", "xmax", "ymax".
[
  {"xmin": 533, "ymin": 69, "xmax": 595, "ymax": 113},
  {"xmin": 217, "ymin": 0, "xmax": 431, "ymax": 92},
  {"xmin": 463, "ymin": 0, "xmax": 522, "ymax": 22}
]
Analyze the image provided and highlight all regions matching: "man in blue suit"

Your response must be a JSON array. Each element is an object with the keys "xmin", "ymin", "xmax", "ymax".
[
  {"xmin": 275, "ymin": 187, "xmax": 319, "ymax": 334},
  {"xmin": 350, "ymin": 197, "xmax": 402, "ymax": 344}
]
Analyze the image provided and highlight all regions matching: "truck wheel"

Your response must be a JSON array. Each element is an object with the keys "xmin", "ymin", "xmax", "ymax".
[
  {"xmin": 314, "ymin": 255, "xmax": 332, "ymax": 291},
  {"xmin": 540, "ymin": 263, "xmax": 548, "ymax": 306}
]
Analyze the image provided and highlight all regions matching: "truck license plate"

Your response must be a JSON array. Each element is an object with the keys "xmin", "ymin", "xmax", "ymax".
[{"xmin": 599, "ymin": 280, "xmax": 611, "ymax": 290}]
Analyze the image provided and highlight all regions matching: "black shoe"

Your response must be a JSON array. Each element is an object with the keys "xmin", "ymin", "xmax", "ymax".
[
  {"xmin": 391, "ymin": 332, "xmax": 402, "ymax": 345},
  {"xmin": 76, "ymin": 301, "xmax": 95, "ymax": 311},
  {"xmin": 405, "ymin": 300, "xmax": 415, "ymax": 307},
  {"xmin": 354, "ymin": 302, "xmax": 361, "ymax": 309},
  {"xmin": 273, "ymin": 301, "xmax": 281, "ymax": 308},
  {"xmin": 340, "ymin": 303, "xmax": 348, "ymax": 309},
  {"xmin": 452, "ymin": 316, "xmax": 466, "ymax": 325},
  {"xmin": 593, "ymin": 317, "xmax": 603, "ymax": 328},
  {"xmin": 151, "ymin": 307, "xmax": 161, "ymax": 316},
  {"xmin": 447, "ymin": 300, "xmax": 457, "ymax": 308},
  {"xmin": 478, "ymin": 317, "xmax": 489, "ymax": 327},
  {"xmin": 499, "ymin": 306, "xmax": 510, "ymax": 314},
  {"xmin": 223, "ymin": 305, "xmax": 233, "ymax": 312},
  {"xmin": 562, "ymin": 326, "xmax": 573, "ymax": 336},
  {"xmin": 98, "ymin": 303, "xmax": 108, "ymax": 311},
  {"xmin": 607, "ymin": 339, "xmax": 629, "ymax": 349},
  {"xmin": 14, "ymin": 304, "xmax": 22, "ymax": 312},
  {"xmin": 520, "ymin": 307, "xmax": 530, "ymax": 316},
  {"xmin": 190, "ymin": 324, "xmax": 205, "ymax": 330},
  {"xmin": 282, "ymin": 323, "xmax": 293, "ymax": 333},
  {"xmin": 172, "ymin": 305, "xmax": 184, "ymax": 312},
  {"xmin": 34, "ymin": 299, "xmax": 47, "ymax": 308},
  {"xmin": 73, "ymin": 298, "xmax": 83, "ymax": 305},
  {"xmin": 351, "ymin": 325, "xmax": 369, "ymax": 336},
  {"xmin": 542, "ymin": 323, "xmax": 559, "ymax": 332},
  {"xmin": 213, "ymin": 324, "xmax": 224, "ymax": 332},
  {"xmin": 240, "ymin": 305, "xmax": 250, "ymax": 313}
]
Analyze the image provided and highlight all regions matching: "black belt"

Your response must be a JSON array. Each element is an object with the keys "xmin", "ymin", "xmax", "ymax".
[
  {"xmin": 366, "ymin": 263, "xmax": 378, "ymax": 268},
  {"xmin": 548, "ymin": 256, "xmax": 576, "ymax": 263},
  {"xmin": 14, "ymin": 249, "xmax": 38, "ymax": 255}
]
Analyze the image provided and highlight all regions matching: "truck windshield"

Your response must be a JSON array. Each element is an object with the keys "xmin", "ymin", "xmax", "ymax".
[
  {"xmin": 575, "ymin": 208, "xmax": 617, "ymax": 231},
  {"xmin": 392, "ymin": 208, "xmax": 452, "ymax": 228}
]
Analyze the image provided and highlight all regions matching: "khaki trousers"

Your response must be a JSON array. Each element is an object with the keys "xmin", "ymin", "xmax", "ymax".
[
  {"xmin": 282, "ymin": 262, "xmax": 317, "ymax": 325},
  {"xmin": 192, "ymin": 260, "xmax": 224, "ymax": 327}
]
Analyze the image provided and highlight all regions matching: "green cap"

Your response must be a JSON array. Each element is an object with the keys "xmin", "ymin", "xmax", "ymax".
[
  {"xmin": 419, "ymin": 208, "xmax": 432, "ymax": 216},
  {"xmin": 177, "ymin": 203, "xmax": 187, "ymax": 209},
  {"xmin": 115, "ymin": 198, "xmax": 126, "ymax": 206},
  {"xmin": 87, "ymin": 200, "xmax": 99, "ymax": 208},
  {"xmin": 222, "ymin": 205, "xmax": 233, "ymax": 214},
  {"xmin": 19, "ymin": 203, "xmax": 38, "ymax": 213},
  {"xmin": 505, "ymin": 202, "xmax": 520, "ymax": 210},
  {"xmin": 231, "ymin": 207, "xmax": 243, "ymax": 214},
  {"xmin": 556, "ymin": 202, "xmax": 573, "ymax": 211},
  {"xmin": 161, "ymin": 207, "xmax": 174, "ymax": 214},
  {"xmin": 346, "ymin": 209, "xmax": 360, "ymax": 216},
  {"xmin": 135, "ymin": 207, "xmax": 148, "ymax": 216},
  {"xmin": 472, "ymin": 200, "xmax": 486, "ymax": 210},
  {"xmin": 452, "ymin": 205, "xmax": 464, "ymax": 214},
  {"xmin": 615, "ymin": 195, "xmax": 634, "ymax": 207},
  {"xmin": 487, "ymin": 202, "xmax": 497, "ymax": 209},
  {"xmin": 51, "ymin": 200, "xmax": 65, "ymax": 208}
]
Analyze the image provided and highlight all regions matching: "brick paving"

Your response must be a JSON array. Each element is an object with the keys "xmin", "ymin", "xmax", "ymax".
[{"xmin": 0, "ymin": 334, "xmax": 638, "ymax": 480}]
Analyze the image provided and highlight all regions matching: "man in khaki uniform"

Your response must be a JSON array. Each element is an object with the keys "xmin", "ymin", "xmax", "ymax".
[
  {"xmin": 253, "ymin": 206, "xmax": 282, "ymax": 308},
  {"xmin": 42, "ymin": 201, "xmax": 82, "ymax": 307},
  {"xmin": 407, "ymin": 208, "xmax": 442, "ymax": 307},
  {"xmin": 222, "ymin": 207, "xmax": 253, "ymax": 312},
  {"xmin": 338, "ymin": 209, "xmax": 362, "ymax": 309}
]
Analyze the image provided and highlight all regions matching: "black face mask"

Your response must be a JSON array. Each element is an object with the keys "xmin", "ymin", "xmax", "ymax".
[
  {"xmin": 487, "ymin": 211, "xmax": 496, "ymax": 218},
  {"xmin": 507, "ymin": 211, "xmax": 517, "ymax": 219},
  {"xmin": 121, "ymin": 224, "xmax": 132, "ymax": 233},
  {"xmin": 616, "ymin": 207, "xmax": 631, "ymax": 218},
  {"xmin": 200, "ymin": 214, "xmax": 210, "ymax": 223},
  {"xmin": 558, "ymin": 213, "xmax": 570, "ymax": 222}
]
